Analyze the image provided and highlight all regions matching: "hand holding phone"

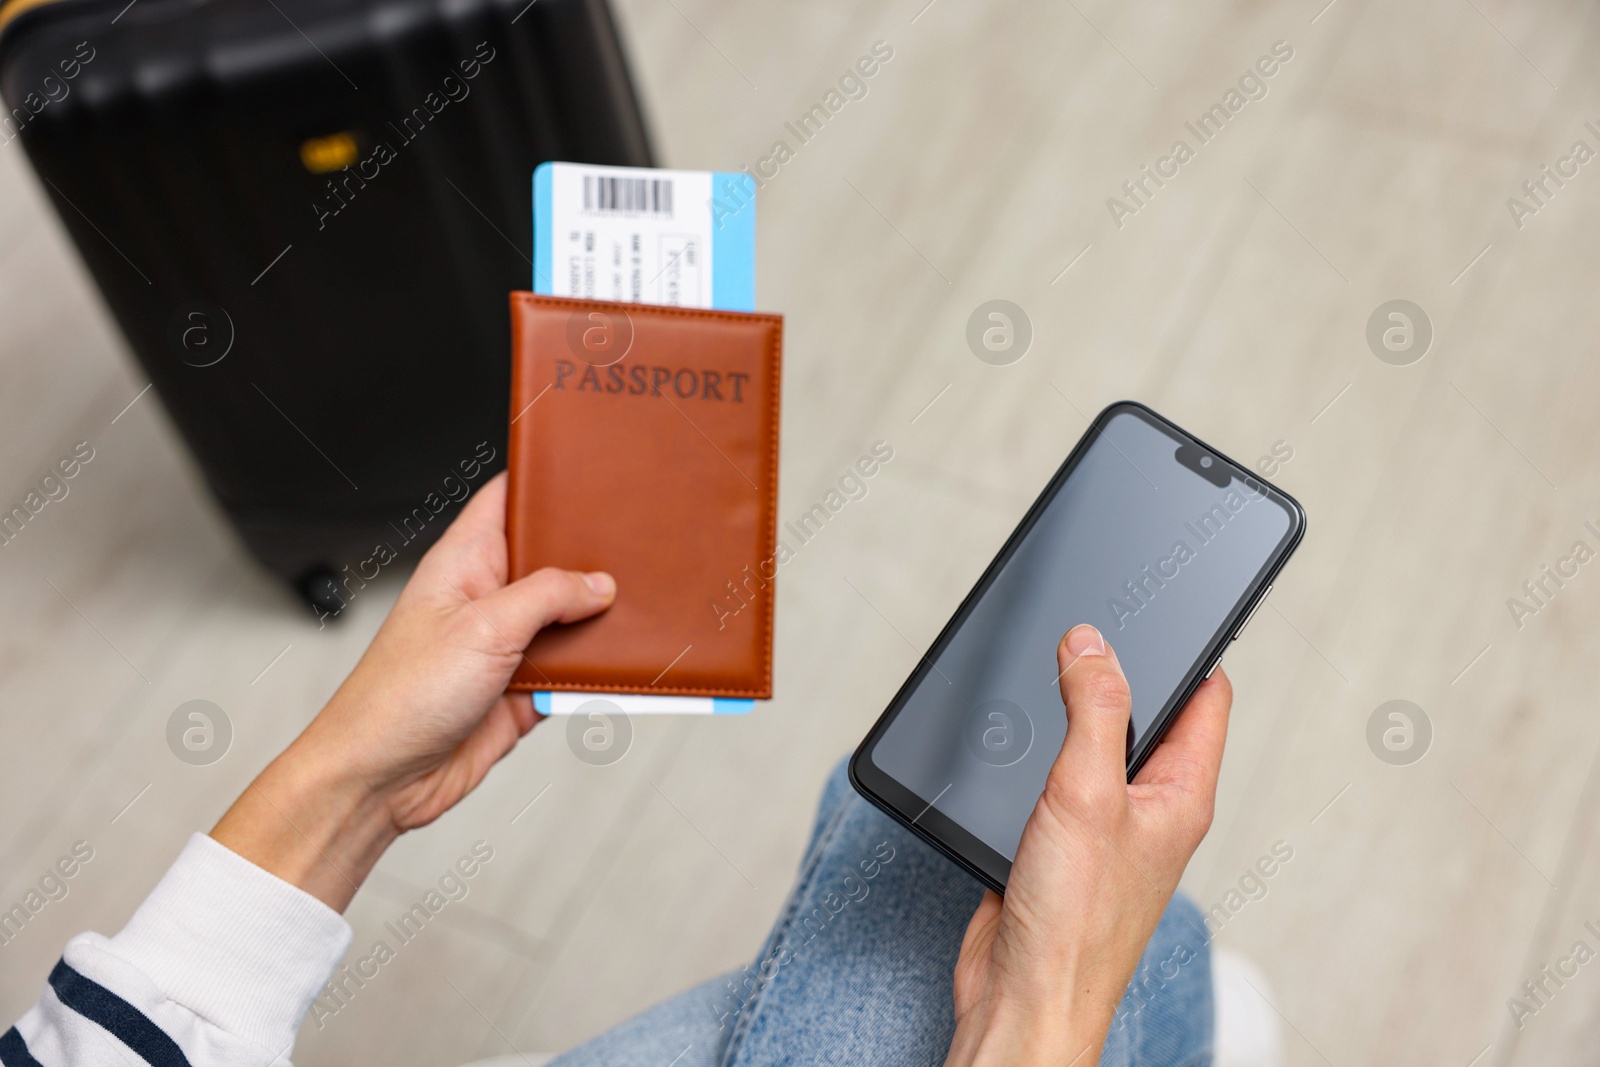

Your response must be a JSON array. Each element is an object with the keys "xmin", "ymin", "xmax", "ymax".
[
  {"xmin": 851, "ymin": 401, "xmax": 1303, "ymax": 890},
  {"xmin": 943, "ymin": 625, "xmax": 1232, "ymax": 1067}
]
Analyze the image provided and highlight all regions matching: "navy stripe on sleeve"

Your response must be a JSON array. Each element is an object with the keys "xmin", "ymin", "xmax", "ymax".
[
  {"xmin": 0, "ymin": 1027, "xmax": 44, "ymax": 1067},
  {"xmin": 48, "ymin": 960, "xmax": 191, "ymax": 1067}
]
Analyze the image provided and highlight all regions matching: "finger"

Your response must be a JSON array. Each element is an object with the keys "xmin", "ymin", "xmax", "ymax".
[
  {"xmin": 511, "ymin": 690, "xmax": 547, "ymax": 730},
  {"xmin": 416, "ymin": 473, "xmax": 510, "ymax": 585},
  {"xmin": 392, "ymin": 697, "xmax": 532, "ymax": 832},
  {"xmin": 465, "ymin": 694, "xmax": 544, "ymax": 772},
  {"xmin": 957, "ymin": 890, "xmax": 1002, "ymax": 960},
  {"xmin": 1048, "ymin": 624, "xmax": 1133, "ymax": 800},
  {"xmin": 1132, "ymin": 666, "xmax": 1231, "ymax": 792},
  {"xmin": 474, "ymin": 565, "xmax": 616, "ymax": 651}
]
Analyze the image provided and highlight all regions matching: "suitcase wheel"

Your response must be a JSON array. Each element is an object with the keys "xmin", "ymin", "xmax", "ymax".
[{"xmin": 297, "ymin": 567, "xmax": 347, "ymax": 621}]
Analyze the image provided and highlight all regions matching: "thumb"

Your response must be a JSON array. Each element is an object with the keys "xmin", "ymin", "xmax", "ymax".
[
  {"xmin": 475, "ymin": 566, "xmax": 616, "ymax": 652},
  {"xmin": 1046, "ymin": 625, "xmax": 1133, "ymax": 810}
]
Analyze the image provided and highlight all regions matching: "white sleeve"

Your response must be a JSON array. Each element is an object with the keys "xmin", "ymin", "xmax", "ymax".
[{"xmin": 3, "ymin": 833, "xmax": 351, "ymax": 1067}]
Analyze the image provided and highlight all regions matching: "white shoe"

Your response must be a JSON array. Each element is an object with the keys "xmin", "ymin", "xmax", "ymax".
[{"xmin": 1212, "ymin": 948, "xmax": 1284, "ymax": 1067}]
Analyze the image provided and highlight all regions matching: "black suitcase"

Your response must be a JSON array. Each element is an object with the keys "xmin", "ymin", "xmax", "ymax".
[{"xmin": 0, "ymin": 0, "xmax": 653, "ymax": 613}]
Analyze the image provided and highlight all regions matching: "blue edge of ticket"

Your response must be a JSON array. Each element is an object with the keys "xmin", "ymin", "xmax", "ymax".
[
  {"xmin": 533, "ymin": 692, "xmax": 754, "ymax": 716},
  {"xmin": 530, "ymin": 161, "xmax": 758, "ymax": 716}
]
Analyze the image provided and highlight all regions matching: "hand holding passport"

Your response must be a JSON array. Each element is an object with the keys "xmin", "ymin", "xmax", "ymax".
[{"xmin": 506, "ymin": 164, "xmax": 780, "ymax": 711}]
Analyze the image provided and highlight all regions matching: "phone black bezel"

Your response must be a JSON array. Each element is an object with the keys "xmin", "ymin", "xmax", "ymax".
[{"xmin": 848, "ymin": 400, "xmax": 1307, "ymax": 894}]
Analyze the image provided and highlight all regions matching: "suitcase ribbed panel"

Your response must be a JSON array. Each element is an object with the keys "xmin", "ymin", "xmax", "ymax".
[{"xmin": 0, "ymin": 0, "xmax": 653, "ymax": 586}]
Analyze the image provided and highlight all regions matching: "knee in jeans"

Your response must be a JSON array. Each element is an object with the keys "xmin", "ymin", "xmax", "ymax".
[{"xmin": 813, "ymin": 754, "xmax": 856, "ymax": 823}]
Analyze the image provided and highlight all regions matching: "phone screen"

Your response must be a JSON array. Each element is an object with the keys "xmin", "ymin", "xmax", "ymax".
[{"xmin": 858, "ymin": 404, "xmax": 1301, "ymax": 873}]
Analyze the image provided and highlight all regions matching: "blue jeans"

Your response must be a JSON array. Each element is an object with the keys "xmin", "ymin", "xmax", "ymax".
[{"xmin": 550, "ymin": 758, "xmax": 1212, "ymax": 1066}]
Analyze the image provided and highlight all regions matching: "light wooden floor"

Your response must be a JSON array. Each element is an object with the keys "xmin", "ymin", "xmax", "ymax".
[{"xmin": 3, "ymin": 0, "xmax": 1600, "ymax": 1064}]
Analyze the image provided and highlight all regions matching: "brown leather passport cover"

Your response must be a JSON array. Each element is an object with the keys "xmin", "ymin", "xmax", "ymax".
[{"xmin": 506, "ymin": 294, "xmax": 782, "ymax": 697}]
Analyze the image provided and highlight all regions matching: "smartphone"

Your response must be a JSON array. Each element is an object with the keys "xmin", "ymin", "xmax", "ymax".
[{"xmin": 849, "ymin": 401, "xmax": 1305, "ymax": 892}]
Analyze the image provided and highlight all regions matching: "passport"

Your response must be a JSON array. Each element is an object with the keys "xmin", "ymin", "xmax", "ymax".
[{"xmin": 505, "ymin": 294, "xmax": 782, "ymax": 699}]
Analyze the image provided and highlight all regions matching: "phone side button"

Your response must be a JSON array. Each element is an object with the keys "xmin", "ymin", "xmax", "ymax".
[
  {"xmin": 1232, "ymin": 585, "xmax": 1272, "ymax": 642},
  {"xmin": 1205, "ymin": 655, "xmax": 1223, "ymax": 680}
]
